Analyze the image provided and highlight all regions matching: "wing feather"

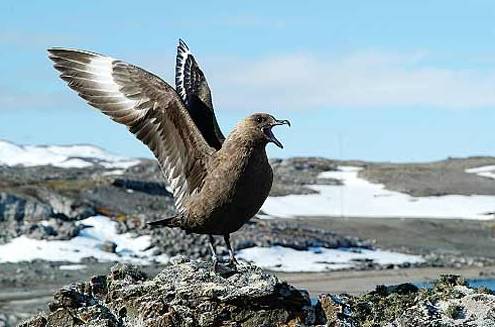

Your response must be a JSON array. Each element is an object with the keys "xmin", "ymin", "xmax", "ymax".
[
  {"xmin": 48, "ymin": 48, "xmax": 214, "ymax": 212},
  {"xmin": 175, "ymin": 39, "xmax": 225, "ymax": 150}
]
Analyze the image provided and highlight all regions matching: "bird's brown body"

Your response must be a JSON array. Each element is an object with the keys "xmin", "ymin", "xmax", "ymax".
[
  {"xmin": 48, "ymin": 40, "xmax": 289, "ymax": 266},
  {"xmin": 184, "ymin": 134, "xmax": 273, "ymax": 235}
]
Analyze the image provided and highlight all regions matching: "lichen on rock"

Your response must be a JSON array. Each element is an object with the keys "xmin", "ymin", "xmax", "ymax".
[
  {"xmin": 18, "ymin": 263, "xmax": 495, "ymax": 327},
  {"xmin": 325, "ymin": 275, "xmax": 495, "ymax": 327},
  {"xmin": 19, "ymin": 258, "xmax": 314, "ymax": 327}
]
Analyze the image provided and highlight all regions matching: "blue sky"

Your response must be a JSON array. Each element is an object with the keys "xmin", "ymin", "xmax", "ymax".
[{"xmin": 2, "ymin": 1, "xmax": 495, "ymax": 161}]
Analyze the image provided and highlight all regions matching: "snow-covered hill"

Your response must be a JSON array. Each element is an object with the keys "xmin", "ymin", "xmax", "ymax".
[
  {"xmin": 0, "ymin": 140, "xmax": 140, "ymax": 169},
  {"xmin": 262, "ymin": 166, "xmax": 495, "ymax": 220}
]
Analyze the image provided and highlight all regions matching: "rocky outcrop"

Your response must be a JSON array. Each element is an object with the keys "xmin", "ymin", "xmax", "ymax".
[
  {"xmin": 319, "ymin": 275, "xmax": 495, "ymax": 326},
  {"xmin": 0, "ymin": 158, "xmax": 362, "ymax": 255},
  {"xmin": 21, "ymin": 218, "xmax": 85, "ymax": 240},
  {"xmin": 0, "ymin": 192, "xmax": 52, "ymax": 242},
  {"xmin": 19, "ymin": 259, "xmax": 315, "ymax": 327},
  {"xmin": 270, "ymin": 157, "xmax": 341, "ymax": 196},
  {"xmin": 18, "ymin": 260, "xmax": 495, "ymax": 327},
  {"xmin": 0, "ymin": 190, "xmax": 95, "ymax": 244},
  {"xmin": 150, "ymin": 219, "xmax": 371, "ymax": 259}
]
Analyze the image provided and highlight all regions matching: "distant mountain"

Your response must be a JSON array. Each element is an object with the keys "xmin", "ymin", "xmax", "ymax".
[{"xmin": 0, "ymin": 140, "xmax": 140, "ymax": 169}]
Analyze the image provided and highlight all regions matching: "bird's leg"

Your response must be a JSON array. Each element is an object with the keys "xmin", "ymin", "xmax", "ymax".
[
  {"xmin": 224, "ymin": 234, "xmax": 239, "ymax": 267},
  {"xmin": 208, "ymin": 234, "xmax": 218, "ymax": 269}
]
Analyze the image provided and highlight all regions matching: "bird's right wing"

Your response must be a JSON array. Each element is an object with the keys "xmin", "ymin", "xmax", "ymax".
[
  {"xmin": 48, "ymin": 48, "xmax": 215, "ymax": 212},
  {"xmin": 175, "ymin": 39, "xmax": 225, "ymax": 150}
]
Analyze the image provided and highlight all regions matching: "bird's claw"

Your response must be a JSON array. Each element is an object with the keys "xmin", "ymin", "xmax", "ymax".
[
  {"xmin": 211, "ymin": 256, "xmax": 239, "ymax": 275},
  {"xmin": 228, "ymin": 256, "xmax": 239, "ymax": 268},
  {"xmin": 211, "ymin": 256, "xmax": 219, "ymax": 272}
]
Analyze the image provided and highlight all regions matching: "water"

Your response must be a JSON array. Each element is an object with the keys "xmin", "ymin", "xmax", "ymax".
[{"xmin": 416, "ymin": 278, "xmax": 495, "ymax": 291}]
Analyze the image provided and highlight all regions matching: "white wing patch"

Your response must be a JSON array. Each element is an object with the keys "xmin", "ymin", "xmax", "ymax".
[
  {"xmin": 52, "ymin": 49, "xmax": 147, "ymax": 122},
  {"xmin": 49, "ymin": 48, "xmax": 213, "ymax": 213},
  {"xmin": 175, "ymin": 39, "xmax": 193, "ymax": 105}
]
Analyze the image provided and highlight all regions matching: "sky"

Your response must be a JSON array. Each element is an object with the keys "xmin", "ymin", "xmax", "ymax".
[{"xmin": 1, "ymin": 1, "xmax": 495, "ymax": 162}]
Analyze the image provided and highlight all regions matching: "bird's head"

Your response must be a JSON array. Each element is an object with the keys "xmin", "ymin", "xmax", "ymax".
[{"xmin": 240, "ymin": 113, "xmax": 291, "ymax": 149}]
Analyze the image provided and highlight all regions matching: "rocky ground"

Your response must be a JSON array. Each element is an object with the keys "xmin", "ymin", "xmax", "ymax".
[
  {"xmin": 3, "ymin": 155, "xmax": 495, "ymax": 325},
  {"xmin": 297, "ymin": 217, "xmax": 495, "ymax": 269},
  {"xmin": 3, "ymin": 155, "xmax": 495, "ymax": 257},
  {"xmin": 15, "ymin": 259, "xmax": 495, "ymax": 327},
  {"xmin": 360, "ymin": 156, "xmax": 495, "ymax": 197},
  {"xmin": 0, "ymin": 158, "xmax": 347, "ymax": 252}
]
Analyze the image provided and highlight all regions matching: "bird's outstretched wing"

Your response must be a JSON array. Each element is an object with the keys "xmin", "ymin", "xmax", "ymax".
[
  {"xmin": 48, "ymin": 48, "xmax": 215, "ymax": 212},
  {"xmin": 175, "ymin": 39, "xmax": 225, "ymax": 150}
]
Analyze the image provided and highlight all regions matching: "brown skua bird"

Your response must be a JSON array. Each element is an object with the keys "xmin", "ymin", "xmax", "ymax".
[{"xmin": 48, "ymin": 40, "xmax": 289, "ymax": 267}]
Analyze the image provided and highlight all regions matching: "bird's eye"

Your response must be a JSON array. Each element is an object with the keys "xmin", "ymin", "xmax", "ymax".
[{"xmin": 256, "ymin": 116, "xmax": 263, "ymax": 123}]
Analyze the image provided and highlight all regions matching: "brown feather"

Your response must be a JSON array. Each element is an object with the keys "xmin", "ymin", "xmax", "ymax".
[{"xmin": 48, "ymin": 48, "xmax": 214, "ymax": 212}]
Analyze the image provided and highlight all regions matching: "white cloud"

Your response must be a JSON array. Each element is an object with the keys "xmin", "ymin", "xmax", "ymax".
[
  {"xmin": 206, "ymin": 50, "xmax": 495, "ymax": 110},
  {"xmin": 6, "ymin": 49, "xmax": 495, "ymax": 112}
]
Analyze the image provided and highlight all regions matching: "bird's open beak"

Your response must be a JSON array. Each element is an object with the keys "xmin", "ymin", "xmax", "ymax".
[{"xmin": 264, "ymin": 119, "xmax": 290, "ymax": 149}]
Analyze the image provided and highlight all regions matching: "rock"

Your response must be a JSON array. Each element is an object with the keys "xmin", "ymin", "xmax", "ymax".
[
  {"xmin": 0, "ymin": 186, "xmax": 94, "ymax": 244},
  {"xmin": 320, "ymin": 275, "xmax": 495, "ymax": 326},
  {"xmin": 100, "ymin": 241, "xmax": 117, "ymax": 253},
  {"xmin": 22, "ymin": 223, "xmax": 57, "ymax": 239},
  {"xmin": 0, "ymin": 192, "xmax": 52, "ymax": 222},
  {"xmin": 20, "ymin": 259, "xmax": 313, "ymax": 327},
  {"xmin": 0, "ymin": 192, "xmax": 52, "ymax": 242},
  {"xmin": 270, "ymin": 157, "xmax": 341, "ymax": 196},
  {"xmin": 112, "ymin": 178, "xmax": 172, "ymax": 197},
  {"xmin": 0, "ymin": 191, "xmax": 81, "ymax": 244},
  {"xmin": 17, "ymin": 315, "xmax": 47, "ymax": 327},
  {"xmin": 18, "ymin": 265, "xmax": 495, "ymax": 327},
  {"xmin": 315, "ymin": 294, "xmax": 354, "ymax": 326},
  {"xmin": 150, "ymin": 218, "xmax": 371, "ymax": 260},
  {"xmin": 22, "ymin": 219, "xmax": 84, "ymax": 240},
  {"xmin": 80, "ymin": 256, "xmax": 99, "ymax": 264},
  {"xmin": 35, "ymin": 188, "xmax": 96, "ymax": 221}
]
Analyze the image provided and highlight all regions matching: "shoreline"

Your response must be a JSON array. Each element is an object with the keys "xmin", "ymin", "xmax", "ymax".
[{"xmin": 275, "ymin": 265, "xmax": 495, "ymax": 295}]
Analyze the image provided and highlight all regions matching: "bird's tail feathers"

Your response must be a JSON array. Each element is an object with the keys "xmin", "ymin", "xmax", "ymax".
[{"xmin": 146, "ymin": 215, "xmax": 181, "ymax": 228}]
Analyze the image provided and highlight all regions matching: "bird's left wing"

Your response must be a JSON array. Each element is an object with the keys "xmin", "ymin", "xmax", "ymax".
[
  {"xmin": 48, "ymin": 48, "xmax": 215, "ymax": 212},
  {"xmin": 175, "ymin": 39, "xmax": 225, "ymax": 150}
]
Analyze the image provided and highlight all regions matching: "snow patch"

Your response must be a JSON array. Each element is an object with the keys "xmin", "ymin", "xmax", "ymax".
[
  {"xmin": 0, "ymin": 140, "xmax": 140, "ymax": 169},
  {"xmin": 466, "ymin": 165, "xmax": 495, "ymax": 180},
  {"xmin": 237, "ymin": 246, "xmax": 424, "ymax": 272},
  {"xmin": 262, "ymin": 166, "xmax": 495, "ymax": 219},
  {"xmin": 101, "ymin": 169, "xmax": 126, "ymax": 176},
  {"xmin": 0, "ymin": 216, "xmax": 168, "ymax": 264},
  {"xmin": 59, "ymin": 264, "xmax": 87, "ymax": 271}
]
